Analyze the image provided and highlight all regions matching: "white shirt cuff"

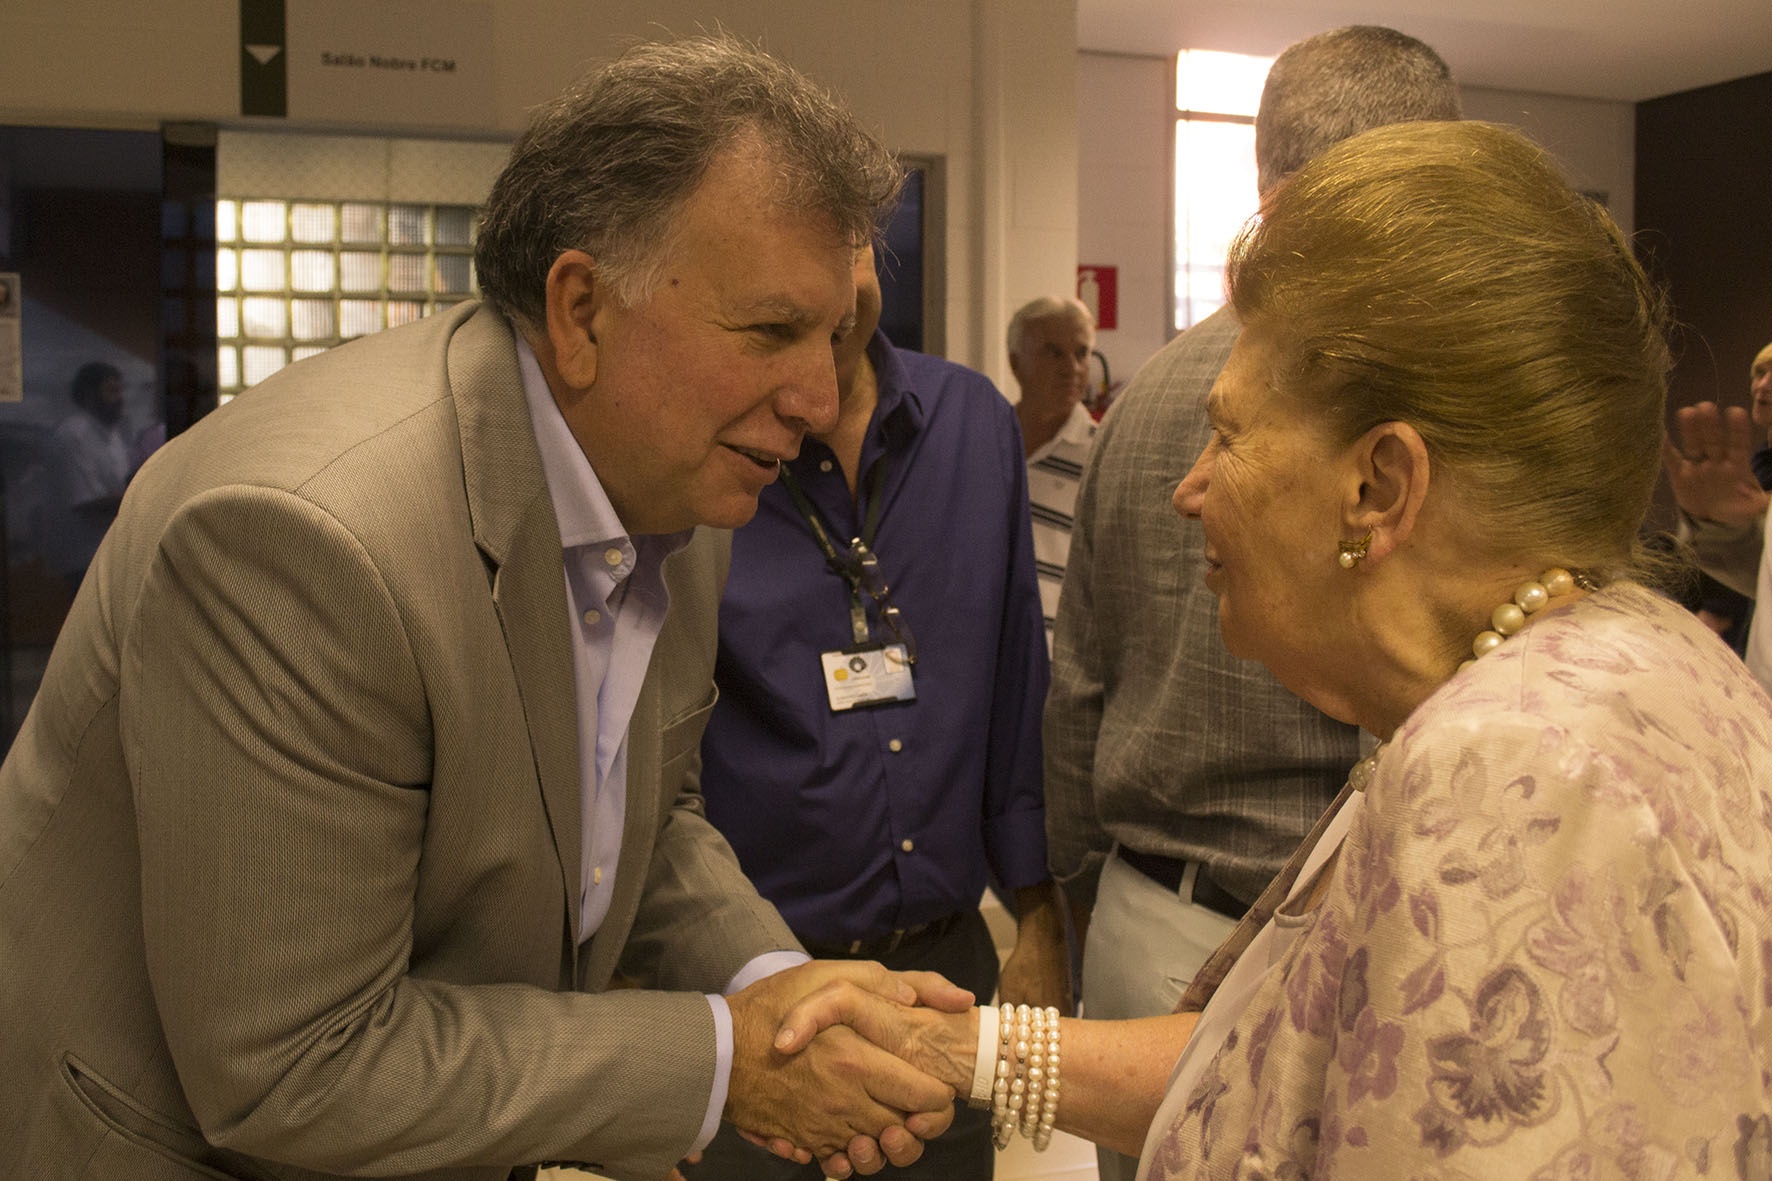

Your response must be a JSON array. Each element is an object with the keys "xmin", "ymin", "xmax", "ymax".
[{"xmin": 726, "ymin": 949, "xmax": 811, "ymax": 995}]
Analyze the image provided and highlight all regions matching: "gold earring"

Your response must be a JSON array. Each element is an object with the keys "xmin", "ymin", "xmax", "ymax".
[{"xmin": 1337, "ymin": 530, "xmax": 1373, "ymax": 569}]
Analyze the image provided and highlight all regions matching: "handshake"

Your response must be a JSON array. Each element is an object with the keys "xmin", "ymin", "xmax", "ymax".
[{"xmin": 720, "ymin": 959, "xmax": 989, "ymax": 1178}]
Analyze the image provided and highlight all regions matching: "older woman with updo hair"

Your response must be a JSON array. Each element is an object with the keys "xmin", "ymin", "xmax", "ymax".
[{"xmin": 767, "ymin": 120, "xmax": 1772, "ymax": 1181}]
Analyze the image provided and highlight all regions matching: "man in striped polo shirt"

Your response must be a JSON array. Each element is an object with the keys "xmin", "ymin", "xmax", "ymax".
[{"xmin": 1008, "ymin": 295, "xmax": 1098, "ymax": 650}]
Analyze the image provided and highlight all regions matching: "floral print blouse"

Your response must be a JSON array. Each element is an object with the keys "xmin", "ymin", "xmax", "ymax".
[{"xmin": 1145, "ymin": 583, "xmax": 1772, "ymax": 1179}]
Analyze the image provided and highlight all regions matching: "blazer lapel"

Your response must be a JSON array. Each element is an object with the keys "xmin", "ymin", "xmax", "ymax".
[{"xmin": 448, "ymin": 305, "xmax": 585, "ymax": 965}]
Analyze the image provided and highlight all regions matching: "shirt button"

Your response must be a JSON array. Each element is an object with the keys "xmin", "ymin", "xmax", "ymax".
[
  {"xmin": 582, "ymin": 609, "xmax": 601, "ymax": 627},
  {"xmin": 604, "ymin": 547, "xmax": 624, "ymax": 567},
  {"xmin": 888, "ymin": 738, "xmax": 903, "ymax": 753},
  {"xmin": 592, "ymin": 866, "xmax": 603, "ymax": 885},
  {"xmin": 819, "ymin": 459, "xmax": 833, "ymax": 473},
  {"xmin": 900, "ymin": 839, "xmax": 914, "ymax": 853}
]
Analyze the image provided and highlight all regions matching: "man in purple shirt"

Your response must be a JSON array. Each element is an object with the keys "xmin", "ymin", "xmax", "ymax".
[{"xmin": 687, "ymin": 248, "xmax": 1070, "ymax": 1180}]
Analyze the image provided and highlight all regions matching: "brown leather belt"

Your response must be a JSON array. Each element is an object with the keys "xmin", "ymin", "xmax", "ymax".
[
  {"xmin": 799, "ymin": 911, "xmax": 964, "ymax": 959},
  {"xmin": 1117, "ymin": 848, "xmax": 1247, "ymax": 920}
]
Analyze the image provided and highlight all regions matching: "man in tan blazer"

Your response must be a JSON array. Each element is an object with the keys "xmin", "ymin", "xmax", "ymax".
[{"xmin": 0, "ymin": 38, "xmax": 961, "ymax": 1181}]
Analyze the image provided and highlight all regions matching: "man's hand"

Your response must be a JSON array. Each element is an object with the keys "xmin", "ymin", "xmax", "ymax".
[
  {"xmin": 724, "ymin": 961, "xmax": 972, "ymax": 1174},
  {"xmin": 998, "ymin": 883, "xmax": 1073, "ymax": 1013},
  {"xmin": 1664, "ymin": 401, "xmax": 1769, "ymax": 526},
  {"xmin": 764, "ymin": 975, "xmax": 980, "ymax": 1177}
]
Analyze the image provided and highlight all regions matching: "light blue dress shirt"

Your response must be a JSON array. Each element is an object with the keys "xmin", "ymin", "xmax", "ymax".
[{"xmin": 516, "ymin": 341, "xmax": 804, "ymax": 1153}]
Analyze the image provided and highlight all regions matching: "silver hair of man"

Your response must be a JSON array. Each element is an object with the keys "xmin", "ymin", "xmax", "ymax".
[
  {"xmin": 1255, "ymin": 25, "xmax": 1462, "ymax": 197},
  {"xmin": 474, "ymin": 36, "xmax": 904, "ymax": 331},
  {"xmin": 1006, "ymin": 295, "xmax": 1094, "ymax": 359}
]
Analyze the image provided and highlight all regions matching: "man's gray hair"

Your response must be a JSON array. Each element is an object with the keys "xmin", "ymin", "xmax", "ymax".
[
  {"xmin": 1255, "ymin": 25, "xmax": 1460, "ymax": 196},
  {"xmin": 475, "ymin": 36, "xmax": 903, "ymax": 329},
  {"xmin": 1007, "ymin": 295, "xmax": 1094, "ymax": 358}
]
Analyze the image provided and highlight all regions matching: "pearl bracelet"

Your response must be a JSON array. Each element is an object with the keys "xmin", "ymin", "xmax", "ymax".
[
  {"xmin": 991, "ymin": 1002, "xmax": 1016, "ymax": 1148},
  {"xmin": 1020, "ymin": 1007, "xmax": 1044, "ymax": 1141},
  {"xmin": 1034, "ymin": 1007, "xmax": 1060, "ymax": 1150},
  {"xmin": 989, "ymin": 1003, "xmax": 1061, "ymax": 1152}
]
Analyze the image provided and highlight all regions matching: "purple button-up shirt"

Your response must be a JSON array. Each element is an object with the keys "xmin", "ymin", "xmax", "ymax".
[{"xmin": 699, "ymin": 331, "xmax": 1052, "ymax": 944}]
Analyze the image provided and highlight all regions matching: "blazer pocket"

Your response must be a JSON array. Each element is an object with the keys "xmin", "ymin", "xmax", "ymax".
[
  {"xmin": 658, "ymin": 685, "xmax": 718, "ymax": 769},
  {"xmin": 60, "ymin": 1053, "xmax": 276, "ymax": 1180}
]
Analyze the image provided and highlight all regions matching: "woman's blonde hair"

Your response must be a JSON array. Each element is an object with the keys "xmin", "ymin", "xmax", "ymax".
[{"xmin": 1228, "ymin": 120, "xmax": 1669, "ymax": 576}]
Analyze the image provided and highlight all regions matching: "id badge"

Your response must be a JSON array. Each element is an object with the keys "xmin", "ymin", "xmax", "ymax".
[{"xmin": 820, "ymin": 643, "xmax": 916, "ymax": 712}]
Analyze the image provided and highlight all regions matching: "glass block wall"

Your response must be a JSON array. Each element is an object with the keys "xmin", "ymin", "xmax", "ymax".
[
  {"xmin": 215, "ymin": 197, "xmax": 478, "ymax": 396},
  {"xmin": 216, "ymin": 131, "xmax": 510, "ymax": 401}
]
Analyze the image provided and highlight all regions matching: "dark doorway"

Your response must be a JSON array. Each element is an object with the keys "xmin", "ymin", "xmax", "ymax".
[{"xmin": 0, "ymin": 126, "xmax": 216, "ymax": 748}]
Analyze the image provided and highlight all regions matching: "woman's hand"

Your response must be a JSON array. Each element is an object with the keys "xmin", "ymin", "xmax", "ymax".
[{"xmin": 771, "ymin": 971, "xmax": 979, "ymax": 1091}]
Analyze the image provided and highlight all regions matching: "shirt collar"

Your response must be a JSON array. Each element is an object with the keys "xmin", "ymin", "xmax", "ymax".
[
  {"xmin": 1027, "ymin": 402, "xmax": 1097, "ymax": 465},
  {"xmin": 516, "ymin": 336, "xmax": 693, "ymax": 555},
  {"xmin": 784, "ymin": 329, "xmax": 927, "ymax": 481},
  {"xmin": 864, "ymin": 329, "xmax": 925, "ymax": 446}
]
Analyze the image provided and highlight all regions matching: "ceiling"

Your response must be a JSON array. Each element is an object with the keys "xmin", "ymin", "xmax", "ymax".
[{"xmin": 1076, "ymin": 0, "xmax": 1772, "ymax": 102}]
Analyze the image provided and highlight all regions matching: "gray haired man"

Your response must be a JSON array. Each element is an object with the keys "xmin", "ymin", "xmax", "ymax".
[
  {"xmin": 0, "ymin": 37, "xmax": 964, "ymax": 1181},
  {"xmin": 1008, "ymin": 295, "xmax": 1100, "ymax": 647}
]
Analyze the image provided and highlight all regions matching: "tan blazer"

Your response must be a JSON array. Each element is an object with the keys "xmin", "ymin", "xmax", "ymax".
[{"xmin": 0, "ymin": 304, "xmax": 796, "ymax": 1181}]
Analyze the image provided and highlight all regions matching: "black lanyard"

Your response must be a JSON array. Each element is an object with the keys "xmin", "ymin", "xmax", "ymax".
[{"xmin": 778, "ymin": 457, "xmax": 890, "ymax": 649}]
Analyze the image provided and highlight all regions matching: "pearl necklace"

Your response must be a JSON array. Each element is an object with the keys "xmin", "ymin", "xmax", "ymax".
[
  {"xmin": 1348, "ymin": 566, "xmax": 1590, "ymax": 793},
  {"xmin": 1461, "ymin": 566, "xmax": 1585, "ymax": 671},
  {"xmin": 1348, "ymin": 743, "xmax": 1385, "ymax": 791}
]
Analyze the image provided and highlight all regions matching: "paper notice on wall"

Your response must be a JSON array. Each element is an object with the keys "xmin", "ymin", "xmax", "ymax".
[
  {"xmin": 285, "ymin": 0, "xmax": 494, "ymax": 129},
  {"xmin": 0, "ymin": 273, "xmax": 20, "ymax": 402}
]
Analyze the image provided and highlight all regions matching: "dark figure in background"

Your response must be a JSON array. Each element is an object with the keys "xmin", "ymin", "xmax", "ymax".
[
  {"xmin": 1641, "ymin": 529, "xmax": 1753, "ymax": 654},
  {"xmin": 45, "ymin": 360, "xmax": 132, "ymax": 589},
  {"xmin": 1696, "ymin": 572, "xmax": 1754, "ymax": 653}
]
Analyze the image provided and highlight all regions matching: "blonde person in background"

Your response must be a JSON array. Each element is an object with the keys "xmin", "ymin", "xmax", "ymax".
[
  {"xmin": 1665, "ymin": 339, "xmax": 1772, "ymax": 688},
  {"xmin": 764, "ymin": 120, "xmax": 1772, "ymax": 1180}
]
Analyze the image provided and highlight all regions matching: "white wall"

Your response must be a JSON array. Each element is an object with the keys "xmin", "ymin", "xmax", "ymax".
[
  {"xmin": 1076, "ymin": 51, "xmax": 1638, "ymax": 387},
  {"xmin": 217, "ymin": 132, "xmax": 511, "ymax": 205},
  {"xmin": 980, "ymin": 4, "xmax": 1085, "ymax": 392},
  {"xmin": 0, "ymin": 0, "xmax": 1081, "ymax": 387},
  {"xmin": 1459, "ymin": 86, "xmax": 1635, "ymax": 234},
  {"xmin": 1077, "ymin": 51, "xmax": 1174, "ymax": 397}
]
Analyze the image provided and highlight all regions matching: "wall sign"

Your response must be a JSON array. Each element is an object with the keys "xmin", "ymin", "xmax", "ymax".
[
  {"xmin": 242, "ymin": 0, "xmax": 494, "ymax": 128},
  {"xmin": 241, "ymin": 0, "xmax": 287, "ymax": 117},
  {"xmin": 1079, "ymin": 265, "xmax": 1117, "ymax": 331}
]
